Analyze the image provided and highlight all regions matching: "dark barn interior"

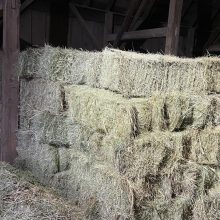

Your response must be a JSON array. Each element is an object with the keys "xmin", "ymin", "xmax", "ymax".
[{"xmin": 1, "ymin": 0, "xmax": 220, "ymax": 57}]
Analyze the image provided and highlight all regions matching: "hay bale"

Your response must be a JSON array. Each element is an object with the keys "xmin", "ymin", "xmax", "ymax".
[
  {"xmin": 19, "ymin": 45, "xmax": 102, "ymax": 86},
  {"xmin": 65, "ymin": 85, "xmax": 151, "ymax": 138},
  {"xmin": 189, "ymin": 127, "xmax": 220, "ymax": 165},
  {"xmin": 62, "ymin": 151, "xmax": 134, "ymax": 220},
  {"xmin": 100, "ymin": 48, "xmax": 220, "ymax": 97},
  {"xmin": 149, "ymin": 93, "xmax": 217, "ymax": 131},
  {"xmin": 27, "ymin": 111, "xmax": 82, "ymax": 147},
  {"xmin": 124, "ymin": 131, "xmax": 186, "ymax": 179},
  {"xmin": 19, "ymin": 78, "xmax": 62, "ymax": 129},
  {"xmin": 18, "ymin": 47, "xmax": 43, "ymax": 79},
  {"xmin": 17, "ymin": 131, "xmax": 59, "ymax": 184}
]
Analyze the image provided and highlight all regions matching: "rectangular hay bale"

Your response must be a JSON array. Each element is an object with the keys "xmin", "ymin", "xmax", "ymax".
[
  {"xmin": 100, "ymin": 48, "xmax": 220, "ymax": 97},
  {"xmin": 19, "ymin": 78, "xmax": 62, "ymax": 129}
]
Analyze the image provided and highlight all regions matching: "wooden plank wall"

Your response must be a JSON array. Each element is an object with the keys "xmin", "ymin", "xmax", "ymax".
[
  {"xmin": 20, "ymin": 1, "xmax": 105, "ymax": 50},
  {"xmin": 68, "ymin": 18, "xmax": 104, "ymax": 50},
  {"xmin": 20, "ymin": 0, "xmax": 50, "ymax": 46}
]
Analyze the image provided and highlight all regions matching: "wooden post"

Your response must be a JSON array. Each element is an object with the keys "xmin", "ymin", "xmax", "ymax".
[
  {"xmin": 1, "ymin": 0, "xmax": 20, "ymax": 163},
  {"xmin": 103, "ymin": 11, "xmax": 113, "ymax": 46},
  {"xmin": 165, "ymin": 0, "xmax": 183, "ymax": 55}
]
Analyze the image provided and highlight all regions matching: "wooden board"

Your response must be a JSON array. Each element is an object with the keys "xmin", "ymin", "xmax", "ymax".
[
  {"xmin": 1, "ymin": 0, "xmax": 20, "ymax": 163},
  {"xmin": 165, "ymin": 0, "xmax": 183, "ymax": 55}
]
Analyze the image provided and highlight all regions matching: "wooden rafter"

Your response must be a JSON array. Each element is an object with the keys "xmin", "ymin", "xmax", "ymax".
[
  {"xmin": 69, "ymin": 3, "xmax": 99, "ymax": 49},
  {"xmin": 113, "ymin": 0, "xmax": 141, "ymax": 47},
  {"xmin": 129, "ymin": 0, "xmax": 156, "ymax": 31},
  {"xmin": 1, "ymin": 0, "xmax": 20, "ymax": 163},
  {"xmin": 20, "ymin": 0, "xmax": 35, "ymax": 13},
  {"xmin": 165, "ymin": 0, "xmax": 183, "ymax": 55},
  {"xmin": 107, "ymin": 27, "xmax": 167, "ymax": 41}
]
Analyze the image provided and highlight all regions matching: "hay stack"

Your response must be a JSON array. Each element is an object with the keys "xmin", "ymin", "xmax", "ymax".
[{"xmin": 17, "ymin": 46, "xmax": 220, "ymax": 220}]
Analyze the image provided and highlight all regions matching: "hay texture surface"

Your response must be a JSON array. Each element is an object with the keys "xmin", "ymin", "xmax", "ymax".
[
  {"xmin": 0, "ymin": 162, "xmax": 83, "ymax": 220},
  {"xmin": 100, "ymin": 48, "xmax": 220, "ymax": 97},
  {"xmin": 17, "ymin": 46, "xmax": 220, "ymax": 220},
  {"xmin": 18, "ymin": 45, "xmax": 101, "ymax": 86}
]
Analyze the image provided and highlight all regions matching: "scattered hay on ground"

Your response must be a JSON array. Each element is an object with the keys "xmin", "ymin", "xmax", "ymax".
[{"xmin": 0, "ymin": 162, "xmax": 84, "ymax": 220}]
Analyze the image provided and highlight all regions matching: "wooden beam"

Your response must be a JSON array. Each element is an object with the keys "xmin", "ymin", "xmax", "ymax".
[
  {"xmin": 0, "ymin": 0, "xmax": 35, "ymax": 27},
  {"xmin": 74, "ymin": 3, "xmax": 125, "ymax": 17},
  {"xmin": 107, "ymin": 27, "xmax": 167, "ymax": 41},
  {"xmin": 1, "ymin": 0, "xmax": 20, "ymax": 163},
  {"xmin": 20, "ymin": 0, "xmax": 35, "ymax": 13},
  {"xmin": 104, "ymin": 11, "xmax": 113, "ymax": 46},
  {"xmin": 130, "ymin": 0, "xmax": 156, "ymax": 31},
  {"xmin": 69, "ymin": 3, "xmax": 99, "ymax": 49},
  {"xmin": 0, "ymin": 0, "xmax": 3, "ymax": 10},
  {"xmin": 106, "ymin": 0, "xmax": 117, "ymax": 10},
  {"xmin": 165, "ymin": 0, "xmax": 183, "ymax": 55},
  {"xmin": 113, "ymin": 0, "xmax": 141, "ymax": 47}
]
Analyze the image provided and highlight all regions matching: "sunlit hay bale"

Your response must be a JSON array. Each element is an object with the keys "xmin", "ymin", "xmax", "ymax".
[
  {"xmin": 65, "ymin": 85, "xmax": 152, "ymax": 138},
  {"xmin": 65, "ymin": 151, "xmax": 133, "ymax": 220},
  {"xmin": 17, "ymin": 130, "xmax": 59, "ymax": 184},
  {"xmin": 201, "ymin": 57, "xmax": 220, "ymax": 93},
  {"xmin": 18, "ymin": 47, "xmax": 43, "ymax": 79},
  {"xmin": 100, "ymin": 48, "xmax": 220, "ymax": 97},
  {"xmin": 19, "ymin": 78, "xmax": 62, "ymax": 130},
  {"xmin": 193, "ymin": 195, "xmax": 220, "ymax": 220},
  {"xmin": 19, "ymin": 45, "xmax": 102, "ymax": 86},
  {"xmin": 189, "ymin": 126, "xmax": 220, "ymax": 165}
]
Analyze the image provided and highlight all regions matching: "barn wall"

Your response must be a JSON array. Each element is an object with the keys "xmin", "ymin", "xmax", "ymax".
[{"xmin": 20, "ymin": 1, "xmax": 50, "ymax": 47}]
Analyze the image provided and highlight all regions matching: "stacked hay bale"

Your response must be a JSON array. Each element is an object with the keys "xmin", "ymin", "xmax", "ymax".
[{"xmin": 17, "ymin": 45, "xmax": 220, "ymax": 220}]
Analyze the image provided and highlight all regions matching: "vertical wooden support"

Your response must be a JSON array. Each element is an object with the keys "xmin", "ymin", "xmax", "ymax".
[
  {"xmin": 103, "ymin": 11, "xmax": 113, "ymax": 46},
  {"xmin": 1, "ymin": 0, "xmax": 20, "ymax": 163},
  {"xmin": 165, "ymin": 0, "xmax": 183, "ymax": 55}
]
